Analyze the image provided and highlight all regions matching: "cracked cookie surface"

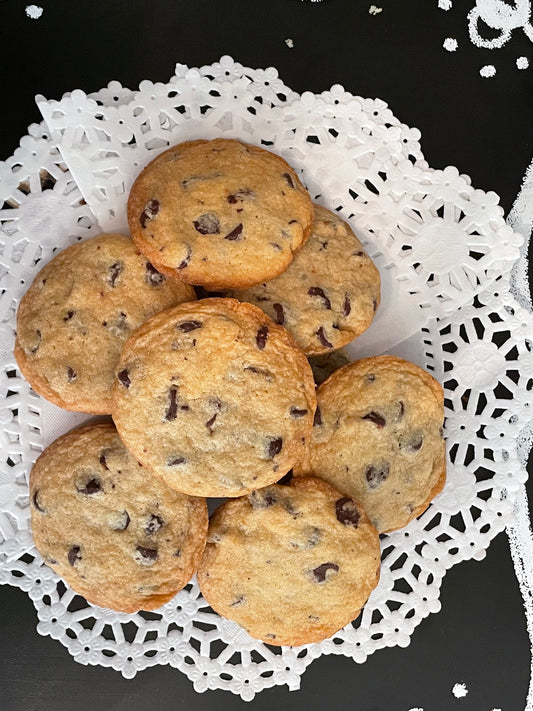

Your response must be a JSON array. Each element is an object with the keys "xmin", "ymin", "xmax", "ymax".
[
  {"xmin": 197, "ymin": 476, "xmax": 380, "ymax": 646},
  {"xmin": 30, "ymin": 423, "xmax": 208, "ymax": 612},
  {"xmin": 127, "ymin": 139, "xmax": 314, "ymax": 289}
]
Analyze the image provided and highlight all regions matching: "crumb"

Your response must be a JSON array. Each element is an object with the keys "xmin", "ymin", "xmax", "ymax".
[
  {"xmin": 443, "ymin": 38, "xmax": 458, "ymax": 52},
  {"xmin": 438, "ymin": 0, "xmax": 452, "ymax": 9},
  {"xmin": 285, "ymin": 38, "xmax": 294, "ymax": 49},
  {"xmin": 452, "ymin": 682, "xmax": 469, "ymax": 698},
  {"xmin": 517, "ymin": 57, "xmax": 529, "ymax": 69},
  {"xmin": 369, "ymin": 5, "xmax": 383, "ymax": 14},
  {"xmin": 25, "ymin": 4, "xmax": 43, "ymax": 19},
  {"xmin": 480, "ymin": 65, "xmax": 496, "ymax": 78}
]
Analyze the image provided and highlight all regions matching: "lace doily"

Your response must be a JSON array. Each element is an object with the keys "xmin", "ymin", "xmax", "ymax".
[{"xmin": 0, "ymin": 58, "xmax": 530, "ymax": 700}]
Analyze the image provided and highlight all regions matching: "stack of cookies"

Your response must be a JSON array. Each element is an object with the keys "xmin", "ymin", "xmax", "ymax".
[{"xmin": 16, "ymin": 138, "xmax": 445, "ymax": 645}]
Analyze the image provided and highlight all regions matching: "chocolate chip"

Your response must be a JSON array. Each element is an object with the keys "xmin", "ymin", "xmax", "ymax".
[
  {"xmin": 165, "ymin": 387, "xmax": 179, "ymax": 421},
  {"xmin": 290, "ymin": 406, "xmax": 308, "ymax": 418},
  {"xmin": 362, "ymin": 411, "xmax": 386, "ymax": 428},
  {"xmin": 32, "ymin": 490, "xmax": 47, "ymax": 513},
  {"xmin": 145, "ymin": 514, "xmax": 164, "ymax": 536},
  {"xmin": 108, "ymin": 262, "xmax": 123, "ymax": 287},
  {"xmin": 343, "ymin": 295, "xmax": 351, "ymax": 317},
  {"xmin": 167, "ymin": 455, "xmax": 187, "ymax": 466},
  {"xmin": 67, "ymin": 367, "xmax": 77, "ymax": 382},
  {"xmin": 174, "ymin": 549, "xmax": 182, "ymax": 557},
  {"xmin": 308, "ymin": 287, "xmax": 331, "ymax": 310},
  {"xmin": 230, "ymin": 596, "xmax": 245, "ymax": 607},
  {"xmin": 193, "ymin": 213, "xmax": 220, "ymax": 234},
  {"xmin": 118, "ymin": 369, "xmax": 131, "ymax": 388},
  {"xmin": 249, "ymin": 490, "xmax": 277, "ymax": 508},
  {"xmin": 398, "ymin": 401, "xmax": 405, "ymax": 419},
  {"xmin": 266, "ymin": 436, "xmax": 283, "ymax": 459},
  {"xmin": 113, "ymin": 511, "xmax": 130, "ymax": 531},
  {"xmin": 316, "ymin": 326, "xmax": 333, "ymax": 349},
  {"xmin": 206, "ymin": 413, "xmax": 217, "ymax": 433},
  {"xmin": 373, "ymin": 298, "xmax": 378, "ymax": 312},
  {"xmin": 282, "ymin": 172, "xmax": 295, "ymax": 188},
  {"xmin": 403, "ymin": 434, "xmax": 423, "ymax": 452},
  {"xmin": 335, "ymin": 497, "xmax": 361, "ymax": 528},
  {"xmin": 365, "ymin": 373, "xmax": 376, "ymax": 383},
  {"xmin": 366, "ymin": 463, "xmax": 390, "ymax": 489},
  {"xmin": 77, "ymin": 478, "xmax": 102, "ymax": 495},
  {"xmin": 99, "ymin": 452, "xmax": 109, "ymax": 470},
  {"xmin": 140, "ymin": 199, "xmax": 160, "ymax": 228},
  {"xmin": 244, "ymin": 365, "xmax": 273, "ymax": 381},
  {"xmin": 63, "ymin": 310, "xmax": 75, "ymax": 322},
  {"xmin": 30, "ymin": 330, "xmax": 41, "ymax": 353},
  {"xmin": 145, "ymin": 262, "xmax": 165, "ymax": 285},
  {"xmin": 68, "ymin": 545, "xmax": 82, "ymax": 566},
  {"xmin": 256, "ymin": 325, "xmax": 269, "ymax": 350},
  {"xmin": 270, "ymin": 242, "xmax": 282, "ymax": 251},
  {"xmin": 136, "ymin": 546, "xmax": 158, "ymax": 564},
  {"xmin": 288, "ymin": 219, "xmax": 298, "ymax": 225},
  {"xmin": 225, "ymin": 223, "xmax": 243, "ymax": 241},
  {"xmin": 312, "ymin": 562, "xmax": 339, "ymax": 583},
  {"xmin": 177, "ymin": 320, "xmax": 202, "ymax": 332},
  {"xmin": 227, "ymin": 188, "xmax": 253, "ymax": 203},
  {"xmin": 353, "ymin": 250, "xmax": 365, "ymax": 257},
  {"xmin": 305, "ymin": 526, "xmax": 321, "ymax": 547},
  {"xmin": 177, "ymin": 246, "xmax": 192, "ymax": 269},
  {"xmin": 313, "ymin": 407, "xmax": 322, "ymax": 426}
]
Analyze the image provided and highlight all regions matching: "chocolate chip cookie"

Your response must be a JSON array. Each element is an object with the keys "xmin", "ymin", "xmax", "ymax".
[
  {"xmin": 127, "ymin": 139, "xmax": 314, "ymax": 289},
  {"xmin": 112, "ymin": 298, "xmax": 316, "ymax": 498},
  {"xmin": 197, "ymin": 476, "xmax": 380, "ymax": 646},
  {"xmin": 30, "ymin": 423, "xmax": 208, "ymax": 613},
  {"xmin": 294, "ymin": 356, "xmax": 446, "ymax": 533},
  {"xmin": 15, "ymin": 233, "xmax": 196, "ymax": 414},
  {"xmin": 229, "ymin": 205, "xmax": 380, "ymax": 355}
]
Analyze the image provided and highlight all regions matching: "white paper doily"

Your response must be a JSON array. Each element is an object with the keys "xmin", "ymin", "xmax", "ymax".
[{"xmin": 0, "ymin": 58, "xmax": 531, "ymax": 700}]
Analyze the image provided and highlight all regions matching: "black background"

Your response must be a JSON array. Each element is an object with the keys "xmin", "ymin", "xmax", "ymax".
[{"xmin": 1, "ymin": 1, "xmax": 532, "ymax": 709}]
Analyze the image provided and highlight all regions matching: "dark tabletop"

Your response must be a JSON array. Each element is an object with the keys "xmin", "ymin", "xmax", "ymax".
[{"xmin": 1, "ymin": 1, "xmax": 532, "ymax": 709}]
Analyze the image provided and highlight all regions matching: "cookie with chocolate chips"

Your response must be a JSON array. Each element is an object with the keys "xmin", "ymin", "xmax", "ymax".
[
  {"xmin": 112, "ymin": 298, "xmax": 316, "ymax": 498},
  {"xmin": 229, "ymin": 205, "xmax": 381, "ymax": 355},
  {"xmin": 15, "ymin": 233, "xmax": 195, "ymax": 414},
  {"xmin": 30, "ymin": 423, "xmax": 208, "ymax": 613},
  {"xmin": 294, "ymin": 355, "xmax": 446, "ymax": 533},
  {"xmin": 127, "ymin": 138, "xmax": 314, "ymax": 289},
  {"xmin": 197, "ymin": 476, "xmax": 380, "ymax": 646}
]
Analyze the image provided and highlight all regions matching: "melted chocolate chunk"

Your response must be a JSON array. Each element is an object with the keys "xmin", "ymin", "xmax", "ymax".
[
  {"xmin": 145, "ymin": 514, "xmax": 164, "ymax": 536},
  {"xmin": 177, "ymin": 320, "xmax": 202, "ymax": 332},
  {"xmin": 266, "ymin": 436, "xmax": 283, "ymax": 459},
  {"xmin": 290, "ymin": 406, "xmax": 308, "ymax": 418},
  {"xmin": 273, "ymin": 303, "xmax": 285, "ymax": 325},
  {"xmin": 145, "ymin": 262, "xmax": 165, "ymax": 285},
  {"xmin": 165, "ymin": 387, "xmax": 179, "ymax": 421},
  {"xmin": 99, "ymin": 452, "xmax": 109, "ymax": 470},
  {"xmin": 114, "ymin": 511, "xmax": 130, "ymax": 531},
  {"xmin": 177, "ymin": 246, "xmax": 192, "ymax": 270},
  {"xmin": 343, "ymin": 294, "xmax": 351, "ymax": 317},
  {"xmin": 366, "ymin": 463, "xmax": 390, "ymax": 489},
  {"xmin": 256, "ymin": 325, "xmax": 269, "ymax": 350},
  {"xmin": 316, "ymin": 326, "xmax": 333, "ymax": 349},
  {"xmin": 403, "ymin": 434, "xmax": 423, "ymax": 452},
  {"xmin": 140, "ymin": 199, "xmax": 160, "ymax": 228},
  {"xmin": 225, "ymin": 224, "xmax": 243, "ymax": 241},
  {"xmin": 312, "ymin": 562, "xmax": 339, "ymax": 583},
  {"xmin": 398, "ymin": 401, "xmax": 405, "ymax": 419},
  {"xmin": 63, "ymin": 310, "xmax": 75, "ymax": 322},
  {"xmin": 193, "ymin": 213, "xmax": 220, "ymax": 234},
  {"xmin": 308, "ymin": 287, "xmax": 331, "ymax": 310},
  {"xmin": 68, "ymin": 545, "xmax": 82, "ymax": 566},
  {"xmin": 227, "ymin": 188, "xmax": 253, "ymax": 203},
  {"xmin": 167, "ymin": 455, "xmax": 187, "ymax": 466},
  {"xmin": 67, "ymin": 367, "xmax": 77, "ymax": 382},
  {"xmin": 205, "ymin": 413, "xmax": 217, "ymax": 434},
  {"xmin": 32, "ymin": 490, "xmax": 47, "ymax": 513},
  {"xmin": 244, "ymin": 365, "xmax": 273, "ymax": 381},
  {"xmin": 136, "ymin": 546, "xmax": 158, "ymax": 564},
  {"xmin": 117, "ymin": 369, "xmax": 131, "ymax": 388},
  {"xmin": 282, "ymin": 172, "xmax": 295, "ymax": 188},
  {"xmin": 313, "ymin": 407, "xmax": 322, "ymax": 427},
  {"xmin": 362, "ymin": 411, "xmax": 386, "ymax": 428},
  {"xmin": 108, "ymin": 262, "xmax": 123, "ymax": 287},
  {"xmin": 249, "ymin": 490, "xmax": 277, "ymax": 508},
  {"xmin": 77, "ymin": 478, "xmax": 102, "ymax": 495},
  {"xmin": 335, "ymin": 497, "xmax": 361, "ymax": 528}
]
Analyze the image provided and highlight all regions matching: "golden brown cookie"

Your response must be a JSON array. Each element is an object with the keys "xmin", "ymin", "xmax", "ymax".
[
  {"xmin": 197, "ymin": 476, "xmax": 381, "ymax": 646},
  {"xmin": 111, "ymin": 298, "xmax": 316, "ymax": 498},
  {"xmin": 15, "ymin": 233, "xmax": 195, "ymax": 414},
  {"xmin": 229, "ymin": 205, "xmax": 380, "ymax": 355},
  {"xmin": 294, "ymin": 356, "xmax": 446, "ymax": 533},
  {"xmin": 30, "ymin": 423, "xmax": 208, "ymax": 613},
  {"xmin": 127, "ymin": 139, "xmax": 314, "ymax": 289}
]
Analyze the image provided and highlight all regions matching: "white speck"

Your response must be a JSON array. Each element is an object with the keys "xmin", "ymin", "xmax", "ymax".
[
  {"xmin": 480, "ymin": 64, "xmax": 496, "ymax": 78},
  {"xmin": 438, "ymin": 0, "xmax": 452, "ymax": 9},
  {"xmin": 490, "ymin": 708, "xmax": 502, "ymax": 711},
  {"xmin": 452, "ymin": 682, "xmax": 469, "ymax": 698},
  {"xmin": 285, "ymin": 38, "xmax": 294, "ymax": 49},
  {"xmin": 443, "ymin": 38, "xmax": 458, "ymax": 52},
  {"xmin": 25, "ymin": 4, "xmax": 43, "ymax": 19},
  {"xmin": 369, "ymin": 5, "xmax": 383, "ymax": 14},
  {"xmin": 408, "ymin": 708, "xmax": 424, "ymax": 711},
  {"xmin": 517, "ymin": 57, "xmax": 529, "ymax": 69}
]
